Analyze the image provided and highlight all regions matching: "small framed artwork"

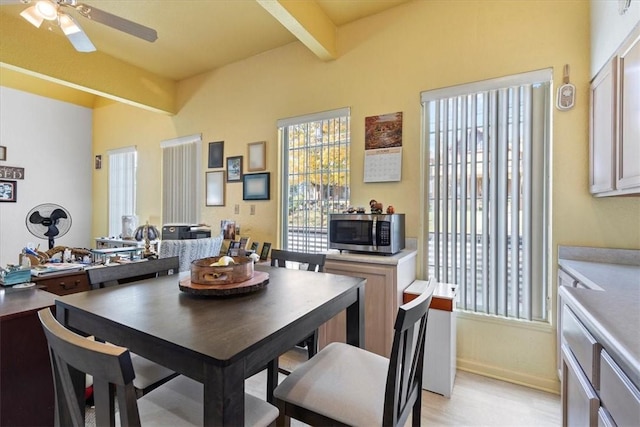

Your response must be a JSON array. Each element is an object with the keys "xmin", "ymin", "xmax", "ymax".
[
  {"xmin": 247, "ymin": 141, "xmax": 266, "ymax": 171},
  {"xmin": 95, "ymin": 155, "xmax": 102, "ymax": 169},
  {"xmin": 206, "ymin": 171, "xmax": 225, "ymax": 206},
  {"xmin": 0, "ymin": 180, "xmax": 17, "ymax": 202},
  {"xmin": 243, "ymin": 172, "xmax": 270, "ymax": 200},
  {"xmin": 239, "ymin": 236, "xmax": 249, "ymax": 250},
  {"xmin": 208, "ymin": 141, "xmax": 224, "ymax": 168},
  {"xmin": 260, "ymin": 242, "xmax": 272, "ymax": 260},
  {"xmin": 226, "ymin": 156, "xmax": 243, "ymax": 182},
  {"xmin": 227, "ymin": 240, "xmax": 241, "ymax": 256},
  {"xmin": 0, "ymin": 146, "xmax": 6, "ymax": 161},
  {"xmin": 250, "ymin": 241, "xmax": 259, "ymax": 252}
]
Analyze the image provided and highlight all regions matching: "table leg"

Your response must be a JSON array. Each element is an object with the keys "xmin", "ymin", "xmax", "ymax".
[
  {"xmin": 203, "ymin": 361, "xmax": 244, "ymax": 426},
  {"xmin": 266, "ymin": 358, "xmax": 278, "ymax": 403},
  {"xmin": 345, "ymin": 285, "xmax": 365, "ymax": 348}
]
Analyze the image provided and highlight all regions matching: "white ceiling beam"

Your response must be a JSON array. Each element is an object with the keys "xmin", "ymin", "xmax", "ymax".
[{"xmin": 256, "ymin": 0, "xmax": 337, "ymax": 61}]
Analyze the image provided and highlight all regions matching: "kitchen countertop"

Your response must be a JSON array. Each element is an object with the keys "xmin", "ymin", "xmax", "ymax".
[
  {"xmin": 558, "ymin": 249, "xmax": 640, "ymax": 389},
  {"xmin": 324, "ymin": 248, "xmax": 417, "ymax": 266}
]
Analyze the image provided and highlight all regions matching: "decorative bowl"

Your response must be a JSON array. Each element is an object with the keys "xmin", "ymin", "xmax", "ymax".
[{"xmin": 190, "ymin": 256, "xmax": 254, "ymax": 285}]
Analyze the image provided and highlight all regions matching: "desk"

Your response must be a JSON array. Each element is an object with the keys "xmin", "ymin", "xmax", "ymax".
[
  {"xmin": 1, "ymin": 287, "xmax": 57, "ymax": 427},
  {"xmin": 55, "ymin": 264, "xmax": 365, "ymax": 426}
]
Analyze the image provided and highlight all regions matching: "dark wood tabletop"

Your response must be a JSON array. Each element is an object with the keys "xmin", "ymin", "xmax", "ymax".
[{"xmin": 55, "ymin": 264, "xmax": 365, "ymax": 426}]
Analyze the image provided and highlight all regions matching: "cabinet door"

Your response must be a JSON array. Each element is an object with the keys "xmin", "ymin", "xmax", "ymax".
[
  {"xmin": 320, "ymin": 262, "xmax": 395, "ymax": 357},
  {"xmin": 617, "ymin": 33, "xmax": 640, "ymax": 190},
  {"xmin": 590, "ymin": 58, "xmax": 617, "ymax": 194},
  {"xmin": 562, "ymin": 344, "xmax": 599, "ymax": 427}
]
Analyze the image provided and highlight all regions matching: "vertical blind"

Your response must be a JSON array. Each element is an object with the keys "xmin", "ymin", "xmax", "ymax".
[
  {"xmin": 108, "ymin": 146, "xmax": 137, "ymax": 237},
  {"xmin": 278, "ymin": 108, "xmax": 351, "ymax": 253},
  {"xmin": 161, "ymin": 134, "xmax": 201, "ymax": 225},
  {"xmin": 421, "ymin": 69, "xmax": 551, "ymax": 321}
]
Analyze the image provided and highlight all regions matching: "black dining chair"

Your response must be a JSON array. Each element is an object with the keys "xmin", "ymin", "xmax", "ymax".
[
  {"xmin": 85, "ymin": 256, "xmax": 180, "ymax": 397},
  {"xmin": 269, "ymin": 249, "xmax": 327, "ymax": 360},
  {"xmin": 37, "ymin": 308, "xmax": 279, "ymax": 427},
  {"xmin": 273, "ymin": 277, "xmax": 437, "ymax": 426},
  {"xmin": 86, "ymin": 256, "xmax": 179, "ymax": 289}
]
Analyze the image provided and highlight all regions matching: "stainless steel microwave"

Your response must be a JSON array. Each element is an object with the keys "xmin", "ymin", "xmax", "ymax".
[{"xmin": 329, "ymin": 213, "xmax": 405, "ymax": 254}]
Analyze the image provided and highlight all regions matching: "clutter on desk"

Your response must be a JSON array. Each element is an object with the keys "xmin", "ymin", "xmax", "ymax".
[{"xmin": 0, "ymin": 265, "xmax": 32, "ymax": 286}]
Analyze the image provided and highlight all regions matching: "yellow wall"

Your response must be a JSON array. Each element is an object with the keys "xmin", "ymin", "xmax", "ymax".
[{"xmin": 91, "ymin": 0, "xmax": 639, "ymax": 393}]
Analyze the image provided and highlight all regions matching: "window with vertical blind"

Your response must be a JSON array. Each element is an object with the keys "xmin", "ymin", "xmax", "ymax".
[
  {"xmin": 161, "ymin": 134, "xmax": 202, "ymax": 225},
  {"xmin": 278, "ymin": 108, "xmax": 351, "ymax": 253},
  {"xmin": 108, "ymin": 147, "xmax": 137, "ymax": 237},
  {"xmin": 421, "ymin": 69, "xmax": 551, "ymax": 322}
]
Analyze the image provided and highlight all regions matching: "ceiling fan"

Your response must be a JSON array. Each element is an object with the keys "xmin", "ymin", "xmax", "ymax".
[{"xmin": 15, "ymin": 0, "xmax": 158, "ymax": 52}]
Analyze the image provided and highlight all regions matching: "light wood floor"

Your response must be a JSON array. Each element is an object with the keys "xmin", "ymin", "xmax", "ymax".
[{"xmin": 247, "ymin": 347, "xmax": 562, "ymax": 426}]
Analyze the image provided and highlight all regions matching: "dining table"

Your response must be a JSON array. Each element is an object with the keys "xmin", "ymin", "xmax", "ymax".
[{"xmin": 54, "ymin": 263, "xmax": 366, "ymax": 426}]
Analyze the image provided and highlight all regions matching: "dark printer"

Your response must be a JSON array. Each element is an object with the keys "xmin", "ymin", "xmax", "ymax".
[{"xmin": 161, "ymin": 224, "xmax": 211, "ymax": 240}]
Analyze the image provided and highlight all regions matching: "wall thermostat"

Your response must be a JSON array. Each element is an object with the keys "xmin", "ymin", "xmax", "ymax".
[{"xmin": 556, "ymin": 64, "xmax": 575, "ymax": 111}]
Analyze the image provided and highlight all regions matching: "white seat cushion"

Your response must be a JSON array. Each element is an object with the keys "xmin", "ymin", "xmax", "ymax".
[
  {"xmin": 137, "ymin": 375, "xmax": 279, "ymax": 427},
  {"xmin": 131, "ymin": 354, "xmax": 176, "ymax": 392},
  {"xmin": 274, "ymin": 342, "xmax": 389, "ymax": 426}
]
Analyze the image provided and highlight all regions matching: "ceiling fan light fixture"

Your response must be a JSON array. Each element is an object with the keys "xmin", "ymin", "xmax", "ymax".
[
  {"xmin": 59, "ymin": 12, "xmax": 80, "ymax": 35},
  {"xmin": 20, "ymin": 5, "xmax": 44, "ymax": 28},
  {"xmin": 35, "ymin": 0, "xmax": 58, "ymax": 21}
]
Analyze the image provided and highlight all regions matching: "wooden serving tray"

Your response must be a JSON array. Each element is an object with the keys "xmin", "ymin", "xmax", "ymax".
[{"xmin": 179, "ymin": 270, "xmax": 269, "ymax": 296}]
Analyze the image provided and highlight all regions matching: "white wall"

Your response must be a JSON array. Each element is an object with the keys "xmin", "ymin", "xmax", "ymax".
[
  {"xmin": 0, "ymin": 87, "xmax": 92, "ymax": 267},
  {"xmin": 591, "ymin": 0, "xmax": 640, "ymax": 77}
]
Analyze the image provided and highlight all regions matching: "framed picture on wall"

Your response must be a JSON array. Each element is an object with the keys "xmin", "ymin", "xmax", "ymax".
[
  {"xmin": 247, "ymin": 141, "xmax": 266, "ymax": 171},
  {"xmin": 208, "ymin": 141, "xmax": 224, "ymax": 168},
  {"xmin": 226, "ymin": 156, "xmax": 243, "ymax": 182},
  {"xmin": 0, "ymin": 180, "xmax": 17, "ymax": 202},
  {"xmin": 243, "ymin": 172, "xmax": 270, "ymax": 200},
  {"xmin": 205, "ymin": 171, "xmax": 225, "ymax": 206}
]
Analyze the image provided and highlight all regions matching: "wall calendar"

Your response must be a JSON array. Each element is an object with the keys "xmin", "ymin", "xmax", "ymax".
[{"xmin": 363, "ymin": 112, "xmax": 402, "ymax": 182}]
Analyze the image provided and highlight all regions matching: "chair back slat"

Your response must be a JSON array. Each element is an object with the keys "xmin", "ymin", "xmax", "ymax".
[
  {"xmin": 270, "ymin": 249, "xmax": 326, "ymax": 272},
  {"xmin": 383, "ymin": 277, "xmax": 436, "ymax": 426},
  {"xmin": 87, "ymin": 256, "xmax": 179, "ymax": 288},
  {"xmin": 38, "ymin": 308, "xmax": 142, "ymax": 427}
]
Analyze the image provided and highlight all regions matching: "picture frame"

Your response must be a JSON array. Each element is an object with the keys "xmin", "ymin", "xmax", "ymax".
[
  {"xmin": 226, "ymin": 156, "xmax": 243, "ymax": 182},
  {"xmin": 0, "ymin": 180, "xmax": 17, "ymax": 202},
  {"xmin": 239, "ymin": 236, "xmax": 249, "ymax": 250},
  {"xmin": 250, "ymin": 241, "xmax": 259, "ymax": 252},
  {"xmin": 243, "ymin": 172, "xmax": 270, "ymax": 200},
  {"xmin": 247, "ymin": 141, "xmax": 266, "ymax": 171},
  {"xmin": 221, "ymin": 220, "xmax": 236, "ymax": 240},
  {"xmin": 0, "ymin": 146, "xmax": 6, "ymax": 161},
  {"xmin": 208, "ymin": 141, "xmax": 224, "ymax": 168},
  {"xmin": 260, "ymin": 242, "xmax": 272, "ymax": 260},
  {"xmin": 227, "ymin": 240, "xmax": 241, "ymax": 256},
  {"xmin": 95, "ymin": 155, "xmax": 102, "ymax": 170},
  {"xmin": 205, "ymin": 171, "xmax": 225, "ymax": 206}
]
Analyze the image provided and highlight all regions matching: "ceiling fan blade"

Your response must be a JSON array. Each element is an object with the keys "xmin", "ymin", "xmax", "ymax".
[
  {"xmin": 72, "ymin": 2, "xmax": 157, "ymax": 43},
  {"xmin": 59, "ymin": 12, "xmax": 95, "ymax": 52}
]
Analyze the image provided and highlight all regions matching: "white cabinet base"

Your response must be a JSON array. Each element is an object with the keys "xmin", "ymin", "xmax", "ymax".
[{"xmin": 423, "ymin": 307, "xmax": 456, "ymax": 397}]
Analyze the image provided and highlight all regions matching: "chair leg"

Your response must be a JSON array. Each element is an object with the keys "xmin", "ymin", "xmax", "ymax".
[
  {"xmin": 412, "ymin": 394, "xmax": 422, "ymax": 427},
  {"xmin": 275, "ymin": 399, "xmax": 290, "ymax": 427},
  {"xmin": 306, "ymin": 329, "xmax": 318, "ymax": 359}
]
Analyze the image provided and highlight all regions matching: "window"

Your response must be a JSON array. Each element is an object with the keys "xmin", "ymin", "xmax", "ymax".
[
  {"xmin": 108, "ymin": 147, "xmax": 137, "ymax": 237},
  {"xmin": 421, "ymin": 69, "xmax": 551, "ymax": 321},
  {"xmin": 161, "ymin": 134, "xmax": 202, "ymax": 224},
  {"xmin": 278, "ymin": 108, "xmax": 350, "ymax": 253}
]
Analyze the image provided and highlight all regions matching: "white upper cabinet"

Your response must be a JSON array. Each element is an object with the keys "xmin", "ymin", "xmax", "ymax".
[
  {"xmin": 617, "ymin": 32, "xmax": 640, "ymax": 191},
  {"xmin": 590, "ymin": 25, "xmax": 640, "ymax": 197}
]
